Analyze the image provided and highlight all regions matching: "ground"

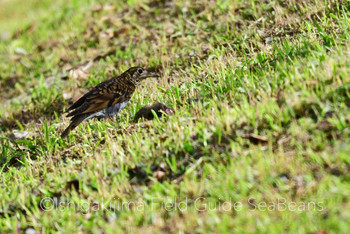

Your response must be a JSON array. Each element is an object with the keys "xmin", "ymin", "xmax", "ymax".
[{"xmin": 0, "ymin": 0, "xmax": 349, "ymax": 233}]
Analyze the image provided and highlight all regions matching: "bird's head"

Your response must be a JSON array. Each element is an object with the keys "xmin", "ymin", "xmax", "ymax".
[{"xmin": 125, "ymin": 67, "xmax": 160, "ymax": 83}]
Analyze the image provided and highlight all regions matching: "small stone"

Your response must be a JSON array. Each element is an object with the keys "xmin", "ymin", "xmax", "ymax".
[
  {"xmin": 265, "ymin": 37, "xmax": 273, "ymax": 43},
  {"xmin": 25, "ymin": 228, "xmax": 37, "ymax": 234},
  {"xmin": 108, "ymin": 213, "xmax": 117, "ymax": 223},
  {"xmin": 153, "ymin": 170, "xmax": 166, "ymax": 180},
  {"xmin": 134, "ymin": 186, "xmax": 143, "ymax": 195},
  {"xmin": 9, "ymin": 131, "xmax": 28, "ymax": 140},
  {"xmin": 14, "ymin": 47, "xmax": 28, "ymax": 55}
]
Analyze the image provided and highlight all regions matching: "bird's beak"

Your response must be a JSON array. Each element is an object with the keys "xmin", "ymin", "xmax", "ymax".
[
  {"xmin": 143, "ymin": 71, "xmax": 160, "ymax": 79},
  {"xmin": 148, "ymin": 72, "xmax": 160, "ymax": 78}
]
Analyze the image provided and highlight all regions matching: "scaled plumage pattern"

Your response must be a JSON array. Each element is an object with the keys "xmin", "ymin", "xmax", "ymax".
[{"xmin": 61, "ymin": 67, "xmax": 159, "ymax": 138}]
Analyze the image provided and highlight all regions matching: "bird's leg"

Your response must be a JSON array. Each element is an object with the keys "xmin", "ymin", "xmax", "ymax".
[{"xmin": 108, "ymin": 116, "xmax": 116, "ymax": 122}]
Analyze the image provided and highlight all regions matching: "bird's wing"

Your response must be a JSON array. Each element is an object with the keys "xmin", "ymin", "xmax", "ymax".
[{"xmin": 66, "ymin": 79, "xmax": 132, "ymax": 117}]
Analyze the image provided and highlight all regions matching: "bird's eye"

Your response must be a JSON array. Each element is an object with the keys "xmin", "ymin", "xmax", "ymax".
[{"xmin": 137, "ymin": 68, "xmax": 143, "ymax": 74}]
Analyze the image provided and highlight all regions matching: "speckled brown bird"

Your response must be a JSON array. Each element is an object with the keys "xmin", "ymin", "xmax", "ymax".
[{"xmin": 61, "ymin": 67, "xmax": 159, "ymax": 138}]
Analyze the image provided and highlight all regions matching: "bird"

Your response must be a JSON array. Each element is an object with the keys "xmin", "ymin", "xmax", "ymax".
[{"xmin": 61, "ymin": 66, "xmax": 159, "ymax": 138}]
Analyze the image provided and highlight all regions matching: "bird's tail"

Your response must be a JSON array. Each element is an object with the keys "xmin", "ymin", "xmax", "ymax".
[{"xmin": 61, "ymin": 114, "xmax": 89, "ymax": 138}]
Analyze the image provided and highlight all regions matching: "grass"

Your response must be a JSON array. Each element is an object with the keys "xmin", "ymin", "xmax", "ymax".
[{"xmin": 0, "ymin": 0, "xmax": 350, "ymax": 232}]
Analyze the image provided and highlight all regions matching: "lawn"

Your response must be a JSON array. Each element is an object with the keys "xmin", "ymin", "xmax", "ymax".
[{"xmin": 0, "ymin": 0, "xmax": 349, "ymax": 232}]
